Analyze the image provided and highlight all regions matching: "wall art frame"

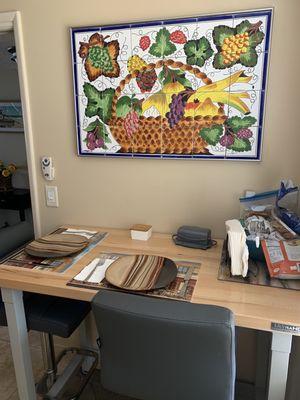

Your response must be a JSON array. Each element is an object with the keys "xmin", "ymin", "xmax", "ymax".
[{"xmin": 71, "ymin": 8, "xmax": 273, "ymax": 160}]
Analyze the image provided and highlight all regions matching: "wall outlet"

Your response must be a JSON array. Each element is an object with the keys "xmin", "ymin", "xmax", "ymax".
[{"xmin": 45, "ymin": 186, "xmax": 59, "ymax": 207}]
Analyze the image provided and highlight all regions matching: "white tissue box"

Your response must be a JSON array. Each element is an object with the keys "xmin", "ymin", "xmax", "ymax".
[{"xmin": 130, "ymin": 224, "xmax": 152, "ymax": 241}]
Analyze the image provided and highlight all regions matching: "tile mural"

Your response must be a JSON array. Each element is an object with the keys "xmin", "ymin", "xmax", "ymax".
[{"xmin": 71, "ymin": 9, "xmax": 272, "ymax": 160}]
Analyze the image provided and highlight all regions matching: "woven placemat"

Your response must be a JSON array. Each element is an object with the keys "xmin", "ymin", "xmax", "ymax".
[
  {"xmin": 67, "ymin": 252, "xmax": 201, "ymax": 302},
  {"xmin": 1, "ymin": 229, "xmax": 108, "ymax": 274}
]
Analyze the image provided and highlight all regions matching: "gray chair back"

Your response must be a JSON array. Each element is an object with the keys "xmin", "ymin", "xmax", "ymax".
[{"xmin": 92, "ymin": 289, "xmax": 235, "ymax": 400}]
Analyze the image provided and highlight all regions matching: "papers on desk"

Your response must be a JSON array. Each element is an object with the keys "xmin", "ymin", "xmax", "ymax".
[
  {"xmin": 62, "ymin": 228, "xmax": 98, "ymax": 240},
  {"xmin": 73, "ymin": 258, "xmax": 116, "ymax": 283}
]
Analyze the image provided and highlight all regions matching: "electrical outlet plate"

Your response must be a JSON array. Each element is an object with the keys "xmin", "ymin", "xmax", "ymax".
[{"xmin": 45, "ymin": 185, "xmax": 59, "ymax": 207}]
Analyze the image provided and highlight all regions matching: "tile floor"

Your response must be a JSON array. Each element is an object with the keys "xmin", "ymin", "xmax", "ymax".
[{"xmin": 0, "ymin": 326, "xmax": 255, "ymax": 400}]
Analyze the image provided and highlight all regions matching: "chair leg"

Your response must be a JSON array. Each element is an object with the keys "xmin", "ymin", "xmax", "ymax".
[{"xmin": 40, "ymin": 332, "xmax": 57, "ymax": 389}]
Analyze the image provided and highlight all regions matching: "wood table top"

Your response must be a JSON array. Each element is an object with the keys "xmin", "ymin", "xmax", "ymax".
[{"xmin": 0, "ymin": 225, "xmax": 299, "ymax": 334}]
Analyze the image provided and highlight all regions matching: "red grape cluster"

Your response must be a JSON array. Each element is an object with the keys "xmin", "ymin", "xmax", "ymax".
[
  {"xmin": 136, "ymin": 70, "xmax": 157, "ymax": 93},
  {"xmin": 86, "ymin": 131, "xmax": 104, "ymax": 150},
  {"xmin": 220, "ymin": 134, "xmax": 234, "ymax": 147},
  {"xmin": 166, "ymin": 93, "xmax": 187, "ymax": 128},
  {"xmin": 139, "ymin": 36, "xmax": 151, "ymax": 51},
  {"xmin": 236, "ymin": 128, "xmax": 253, "ymax": 139},
  {"xmin": 170, "ymin": 30, "xmax": 187, "ymax": 44},
  {"xmin": 124, "ymin": 110, "xmax": 139, "ymax": 137}
]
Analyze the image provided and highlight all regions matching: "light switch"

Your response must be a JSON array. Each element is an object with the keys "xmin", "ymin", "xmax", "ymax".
[{"xmin": 45, "ymin": 185, "xmax": 59, "ymax": 207}]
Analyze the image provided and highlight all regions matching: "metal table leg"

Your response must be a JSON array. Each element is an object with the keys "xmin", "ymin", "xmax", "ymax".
[
  {"xmin": 267, "ymin": 331, "xmax": 292, "ymax": 400},
  {"xmin": 1, "ymin": 288, "xmax": 36, "ymax": 400}
]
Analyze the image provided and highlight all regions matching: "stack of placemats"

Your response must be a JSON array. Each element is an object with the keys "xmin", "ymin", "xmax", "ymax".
[
  {"xmin": 105, "ymin": 254, "xmax": 177, "ymax": 291},
  {"xmin": 25, "ymin": 234, "xmax": 89, "ymax": 258}
]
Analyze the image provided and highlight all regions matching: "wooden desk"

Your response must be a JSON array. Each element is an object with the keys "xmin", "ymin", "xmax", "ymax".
[{"xmin": 0, "ymin": 226, "xmax": 299, "ymax": 400}]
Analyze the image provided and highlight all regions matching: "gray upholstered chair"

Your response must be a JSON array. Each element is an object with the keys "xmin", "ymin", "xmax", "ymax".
[{"xmin": 92, "ymin": 289, "xmax": 236, "ymax": 400}]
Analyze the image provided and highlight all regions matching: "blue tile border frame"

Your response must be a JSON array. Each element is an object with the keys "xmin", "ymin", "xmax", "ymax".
[{"xmin": 70, "ymin": 8, "xmax": 273, "ymax": 161}]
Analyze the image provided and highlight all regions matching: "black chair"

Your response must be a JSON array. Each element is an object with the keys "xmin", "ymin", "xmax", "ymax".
[
  {"xmin": 0, "ymin": 292, "xmax": 98, "ymax": 400},
  {"xmin": 92, "ymin": 290, "xmax": 236, "ymax": 400}
]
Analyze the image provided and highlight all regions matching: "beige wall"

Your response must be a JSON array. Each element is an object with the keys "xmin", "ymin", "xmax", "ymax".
[
  {"xmin": 0, "ymin": 1, "xmax": 299, "ymax": 396},
  {"xmin": 0, "ymin": 0, "xmax": 299, "ymax": 238}
]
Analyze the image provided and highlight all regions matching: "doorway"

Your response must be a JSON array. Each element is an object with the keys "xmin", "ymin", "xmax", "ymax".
[{"xmin": 0, "ymin": 12, "xmax": 40, "ymax": 258}]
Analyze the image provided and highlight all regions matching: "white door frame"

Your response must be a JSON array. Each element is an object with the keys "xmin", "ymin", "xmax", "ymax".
[{"xmin": 0, "ymin": 11, "xmax": 41, "ymax": 237}]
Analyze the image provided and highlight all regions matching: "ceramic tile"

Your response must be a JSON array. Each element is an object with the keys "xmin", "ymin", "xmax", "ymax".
[
  {"xmin": 104, "ymin": 60, "xmax": 130, "ymax": 96},
  {"xmin": 192, "ymin": 95, "xmax": 228, "ymax": 159},
  {"xmin": 132, "ymin": 94, "xmax": 162, "ymax": 157},
  {"xmin": 229, "ymin": 51, "xmax": 269, "ymax": 92},
  {"xmin": 233, "ymin": 12, "xmax": 271, "ymax": 54},
  {"xmin": 161, "ymin": 103, "xmax": 190, "ymax": 158},
  {"xmin": 72, "ymin": 28, "xmax": 102, "ymax": 64},
  {"xmin": 225, "ymin": 125, "xmax": 261, "ymax": 160},
  {"xmin": 227, "ymin": 90, "xmax": 265, "ymax": 124},
  {"xmin": 100, "ymin": 25, "xmax": 132, "ymax": 61},
  {"xmin": 106, "ymin": 98, "xmax": 134, "ymax": 157},
  {"xmin": 161, "ymin": 19, "xmax": 198, "ymax": 59},
  {"xmin": 76, "ymin": 95, "xmax": 119, "ymax": 156},
  {"xmin": 131, "ymin": 22, "xmax": 163, "ymax": 64},
  {"xmin": 224, "ymin": 89, "xmax": 263, "ymax": 160},
  {"xmin": 128, "ymin": 67, "xmax": 162, "ymax": 96}
]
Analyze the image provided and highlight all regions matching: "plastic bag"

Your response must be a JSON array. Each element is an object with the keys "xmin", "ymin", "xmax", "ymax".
[
  {"xmin": 276, "ymin": 180, "xmax": 300, "ymax": 234},
  {"xmin": 239, "ymin": 190, "xmax": 278, "ymax": 220}
]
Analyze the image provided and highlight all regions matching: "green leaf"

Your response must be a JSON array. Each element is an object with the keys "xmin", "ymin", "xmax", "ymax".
[
  {"xmin": 96, "ymin": 122, "xmax": 108, "ymax": 140},
  {"xmin": 83, "ymin": 118, "xmax": 111, "ymax": 144},
  {"xmin": 227, "ymin": 116, "xmax": 257, "ymax": 133},
  {"xmin": 158, "ymin": 67, "xmax": 192, "ymax": 88},
  {"xmin": 176, "ymin": 76, "xmax": 193, "ymax": 89},
  {"xmin": 249, "ymin": 31, "xmax": 265, "ymax": 47},
  {"xmin": 213, "ymin": 53, "xmax": 235, "ymax": 69},
  {"xmin": 212, "ymin": 25, "xmax": 235, "ymax": 47},
  {"xmin": 240, "ymin": 47, "xmax": 258, "ymax": 67},
  {"xmin": 116, "ymin": 96, "xmax": 131, "ymax": 118},
  {"xmin": 158, "ymin": 69, "xmax": 165, "ymax": 83},
  {"xmin": 229, "ymin": 137, "xmax": 251, "ymax": 152},
  {"xmin": 235, "ymin": 20, "xmax": 252, "ymax": 34},
  {"xmin": 184, "ymin": 37, "xmax": 213, "ymax": 67},
  {"xmin": 132, "ymin": 98, "xmax": 142, "ymax": 115},
  {"xmin": 199, "ymin": 125, "xmax": 223, "ymax": 145},
  {"xmin": 149, "ymin": 28, "xmax": 176, "ymax": 57},
  {"xmin": 83, "ymin": 119, "xmax": 100, "ymax": 132},
  {"xmin": 83, "ymin": 83, "xmax": 115, "ymax": 122}
]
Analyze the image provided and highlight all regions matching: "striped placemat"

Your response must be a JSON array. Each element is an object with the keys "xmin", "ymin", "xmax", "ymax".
[{"xmin": 67, "ymin": 253, "xmax": 201, "ymax": 301}]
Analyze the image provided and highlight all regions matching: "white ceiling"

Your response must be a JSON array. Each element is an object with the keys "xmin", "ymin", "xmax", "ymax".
[{"xmin": 0, "ymin": 30, "xmax": 17, "ymax": 71}]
